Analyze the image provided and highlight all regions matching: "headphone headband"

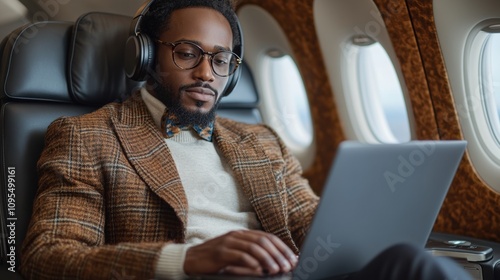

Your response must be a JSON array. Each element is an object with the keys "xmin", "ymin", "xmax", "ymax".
[
  {"xmin": 124, "ymin": 0, "xmax": 243, "ymax": 96},
  {"xmin": 130, "ymin": 1, "xmax": 154, "ymax": 36}
]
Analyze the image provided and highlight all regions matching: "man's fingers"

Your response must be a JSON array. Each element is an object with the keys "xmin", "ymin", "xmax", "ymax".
[
  {"xmin": 225, "ymin": 231, "xmax": 296, "ymax": 273},
  {"xmin": 222, "ymin": 233, "xmax": 282, "ymax": 274},
  {"xmin": 267, "ymin": 234, "xmax": 299, "ymax": 268},
  {"xmin": 183, "ymin": 230, "xmax": 297, "ymax": 276},
  {"xmin": 251, "ymin": 235, "xmax": 291, "ymax": 272}
]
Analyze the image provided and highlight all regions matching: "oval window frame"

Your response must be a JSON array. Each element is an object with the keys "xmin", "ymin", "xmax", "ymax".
[{"xmin": 342, "ymin": 38, "xmax": 411, "ymax": 143}]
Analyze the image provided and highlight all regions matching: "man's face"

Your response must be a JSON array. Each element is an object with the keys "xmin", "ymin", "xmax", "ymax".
[{"xmin": 153, "ymin": 7, "xmax": 233, "ymax": 126}]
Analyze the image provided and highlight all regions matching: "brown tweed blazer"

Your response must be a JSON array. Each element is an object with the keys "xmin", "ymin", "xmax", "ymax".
[{"xmin": 20, "ymin": 92, "xmax": 319, "ymax": 280}]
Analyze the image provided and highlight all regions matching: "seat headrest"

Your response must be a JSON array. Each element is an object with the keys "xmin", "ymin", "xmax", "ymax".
[
  {"xmin": 1, "ymin": 12, "xmax": 141, "ymax": 105},
  {"xmin": 69, "ymin": 12, "xmax": 141, "ymax": 105},
  {"xmin": 219, "ymin": 62, "xmax": 259, "ymax": 108},
  {"xmin": 1, "ymin": 21, "xmax": 73, "ymax": 102}
]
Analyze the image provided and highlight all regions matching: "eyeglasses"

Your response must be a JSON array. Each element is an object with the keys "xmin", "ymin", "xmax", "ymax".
[{"xmin": 156, "ymin": 40, "xmax": 242, "ymax": 77}]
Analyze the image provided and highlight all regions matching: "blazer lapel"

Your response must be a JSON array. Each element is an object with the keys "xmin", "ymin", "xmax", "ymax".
[
  {"xmin": 214, "ymin": 120, "xmax": 293, "ymax": 244},
  {"xmin": 111, "ymin": 94, "xmax": 188, "ymax": 233}
]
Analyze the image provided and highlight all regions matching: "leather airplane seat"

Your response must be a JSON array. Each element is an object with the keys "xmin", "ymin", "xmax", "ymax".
[{"xmin": 0, "ymin": 11, "xmax": 260, "ymax": 279}]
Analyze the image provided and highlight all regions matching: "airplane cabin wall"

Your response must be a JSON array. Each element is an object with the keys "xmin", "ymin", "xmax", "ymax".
[
  {"xmin": 408, "ymin": 0, "xmax": 500, "ymax": 242},
  {"xmin": 236, "ymin": 0, "xmax": 346, "ymax": 195},
  {"xmin": 237, "ymin": 0, "xmax": 500, "ymax": 242},
  {"xmin": 369, "ymin": 0, "xmax": 439, "ymax": 139}
]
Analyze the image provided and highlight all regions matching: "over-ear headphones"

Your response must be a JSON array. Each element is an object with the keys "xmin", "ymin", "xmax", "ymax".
[{"xmin": 124, "ymin": 0, "xmax": 244, "ymax": 97}]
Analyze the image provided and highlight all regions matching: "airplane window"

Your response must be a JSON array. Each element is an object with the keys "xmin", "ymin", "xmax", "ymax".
[
  {"xmin": 481, "ymin": 33, "xmax": 500, "ymax": 144},
  {"xmin": 267, "ymin": 54, "xmax": 313, "ymax": 148},
  {"xmin": 355, "ymin": 42, "xmax": 410, "ymax": 143},
  {"xmin": 456, "ymin": 20, "xmax": 500, "ymax": 191}
]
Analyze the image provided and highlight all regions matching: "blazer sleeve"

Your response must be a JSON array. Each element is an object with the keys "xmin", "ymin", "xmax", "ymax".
[
  {"xmin": 273, "ymin": 128, "xmax": 319, "ymax": 249},
  {"xmin": 20, "ymin": 117, "xmax": 166, "ymax": 280}
]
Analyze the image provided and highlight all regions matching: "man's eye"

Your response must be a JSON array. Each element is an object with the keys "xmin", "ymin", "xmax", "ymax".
[
  {"xmin": 176, "ymin": 51, "xmax": 197, "ymax": 60},
  {"xmin": 214, "ymin": 54, "xmax": 232, "ymax": 66},
  {"xmin": 214, "ymin": 58, "xmax": 229, "ymax": 66}
]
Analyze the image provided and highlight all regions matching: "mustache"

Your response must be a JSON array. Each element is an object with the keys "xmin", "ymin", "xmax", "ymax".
[{"xmin": 179, "ymin": 82, "xmax": 219, "ymax": 98}]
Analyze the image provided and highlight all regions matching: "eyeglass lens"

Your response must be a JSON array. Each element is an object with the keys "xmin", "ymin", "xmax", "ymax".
[{"xmin": 172, "ymin": 42, "xmax": 238, "ymax": 77}]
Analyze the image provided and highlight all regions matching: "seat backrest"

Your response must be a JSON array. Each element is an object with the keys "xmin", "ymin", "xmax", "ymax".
[
  {"xmin": 0, "ymin": 11, "xmax": 261, "ymax": 277},
  {"xmin": 0, "ymin": 12, "xmax": 137, "ymax": 277},
  {"xmin": 218, "ymin": 62, "xmax": 262, "ymax": 124}
]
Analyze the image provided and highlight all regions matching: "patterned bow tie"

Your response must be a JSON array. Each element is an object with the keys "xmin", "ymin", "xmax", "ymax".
[{"xmin": 160, "ymin": 110, "xmax": 214, "ymax": 141}]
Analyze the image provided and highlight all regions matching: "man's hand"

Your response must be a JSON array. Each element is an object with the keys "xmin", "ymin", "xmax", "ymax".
[{"xmin": 183, "ymin": 230, "xmax": 298, "ymax": 276}]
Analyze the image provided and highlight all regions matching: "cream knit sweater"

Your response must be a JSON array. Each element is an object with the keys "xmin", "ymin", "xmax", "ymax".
[{"xmin": 141, "ymin": 89, "xmax": 261, "ymax": 279}]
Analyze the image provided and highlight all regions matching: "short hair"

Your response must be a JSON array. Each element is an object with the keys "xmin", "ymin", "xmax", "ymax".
[{"xmin": 140, "ymin": 0, "xmax": 241, "ymax": 49}]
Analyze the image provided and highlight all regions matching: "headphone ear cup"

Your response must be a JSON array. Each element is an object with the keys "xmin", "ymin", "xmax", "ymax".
[
  {"xmin": 223, "ymin": 14, "xmax": 243, "ymax": 97},
  {"xmin": 124, "ymin": 33, "xmax": 155, "ymax": 81},
  {"xmin": 223, "ymin": 64, "xmax": 241, "ymax": 96}
]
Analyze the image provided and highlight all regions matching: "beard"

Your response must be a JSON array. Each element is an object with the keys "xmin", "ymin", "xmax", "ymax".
[{"xmin": 153, "ymin": 81, "xmax": 221, "ymax": 128}]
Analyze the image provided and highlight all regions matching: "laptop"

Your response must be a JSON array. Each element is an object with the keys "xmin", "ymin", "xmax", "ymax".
[{"xmin": 189, "ymin": 140, "xmax": 467, "ymax": 280}]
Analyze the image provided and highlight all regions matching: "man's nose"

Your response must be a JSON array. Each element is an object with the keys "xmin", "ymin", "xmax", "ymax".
[{"xmin": 192, "ymin": 55, "xmax": 215, "ymax": 82}]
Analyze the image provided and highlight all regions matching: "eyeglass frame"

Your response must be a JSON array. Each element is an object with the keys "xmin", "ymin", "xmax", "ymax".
[{"xmin": 156, "ymin": 39, "xmax": 242, "ymax": 77}]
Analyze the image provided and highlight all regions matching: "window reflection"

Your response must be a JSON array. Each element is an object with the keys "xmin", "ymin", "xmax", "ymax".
[
  {"xmin": 481, "ymin": 33, "xmax": 500, "ymax": 144},
  {"xmin": 357, "ymin": 42, "xmax": 410, "ymax": 143},
  {"xmin": 268, "ymin": 55, "xmax": 313, "ymax": 147}
]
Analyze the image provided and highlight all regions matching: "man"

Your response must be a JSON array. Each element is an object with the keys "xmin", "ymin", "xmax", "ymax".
[{"xmin": 20, "ymin": 1, "xmax": 471, "ymax": 280}]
